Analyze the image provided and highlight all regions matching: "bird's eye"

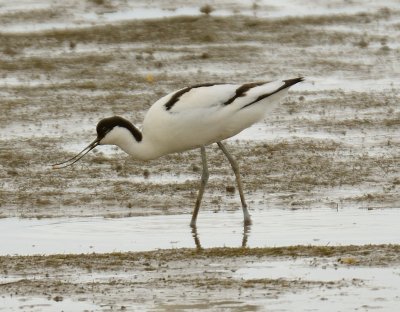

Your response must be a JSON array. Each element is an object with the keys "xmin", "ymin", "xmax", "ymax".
[{"xmin": 101, "ymin": 126, "xmax": 109, "ymax": 134}]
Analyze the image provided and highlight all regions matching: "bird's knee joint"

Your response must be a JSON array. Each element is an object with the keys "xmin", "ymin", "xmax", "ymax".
[
  {"xmin": 202, "ymin": 171, "xmax": 209, "ymax": 183},
  {"xmin": 231, "ymin": 161, "xmax": 239, "ymax": 171}
]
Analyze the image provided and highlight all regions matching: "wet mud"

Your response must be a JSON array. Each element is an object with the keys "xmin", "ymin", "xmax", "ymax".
[
  {"xmin": 0, "ymin": 0, "xmax": 399, "ymax": 310},
  {"xmin": 1, "ymin": 1, "xmax": 399, "ymax": 219},
  {"xmin": 1, "ymin": 246, "xmax": 400, "ymax": 311}
]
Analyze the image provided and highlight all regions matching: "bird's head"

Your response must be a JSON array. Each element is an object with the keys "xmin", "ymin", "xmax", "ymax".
[
  {"xmin": 96, "ymin": 116, "xmax": 141, "ymax": 145},
  {"xmin": 52, "ymin": 116, "xmax": 142, "ymax": 169}
]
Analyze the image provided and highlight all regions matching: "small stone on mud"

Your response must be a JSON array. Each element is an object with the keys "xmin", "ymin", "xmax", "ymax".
[
  {"xmin": 7, "ymin": 169, "xmax": 18, "ymax": 176},
  {"xmin": 53, "ymin": 295, "xmax": 63, "ymax": 302},
  {"xmin": 143, "ymin": 169, "xmax": 150, "ymax": 178},
  {"xmin": 226, "ymin": 185, "xmax": 235, "ymax": 193}
]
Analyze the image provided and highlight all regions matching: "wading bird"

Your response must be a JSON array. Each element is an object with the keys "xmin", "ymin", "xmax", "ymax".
[{"xmin": 53, "ymin": 77, "xmax": 304, "ymax": 227}]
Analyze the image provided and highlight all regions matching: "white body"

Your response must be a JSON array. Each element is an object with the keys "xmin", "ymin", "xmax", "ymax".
[{"xmin": 102, "ymin": 80, "xmax": 293, "ymax": 160}]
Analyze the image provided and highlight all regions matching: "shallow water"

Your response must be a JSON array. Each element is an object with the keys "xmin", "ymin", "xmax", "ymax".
[
  {"xmin": 234, "ymin": 258, "xmax": 400, "ymax": 311},
  {"xmin": 1, "ymin": 208, "xmax": 399, "ymax": 255},
  {"xmin": 0, "ymin": 296, "xmax": 98, "ymax": 312}
]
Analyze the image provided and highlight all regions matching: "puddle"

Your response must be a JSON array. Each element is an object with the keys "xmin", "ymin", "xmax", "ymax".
[
  {"xmin": 234, "ymin": 258, "xmax": 400, "ymax": 311},
  {"xmin": 0, "ymin": 208, "xmax": 399, "ymax": 255},
  {"xmin": 83, "ymin": 7, "xmax": 226, "ymax": 22},
  {"xmin": 0, "ymin": 7, "xmax": 233, "ymax": 33},
  {"xmin": 298, "ymin": 76, "xmax": 399, "ymax": 92},
  {"xmin": 130, "ymin": 173, "xmax": 195, "ymax": 184},
  {"xmin": 3, "ymin": 0, "xmax": 400, "ymax": 34},
  {"xmin": 0, "ymin": 296, "xmax": 98, "ymax": 312}
]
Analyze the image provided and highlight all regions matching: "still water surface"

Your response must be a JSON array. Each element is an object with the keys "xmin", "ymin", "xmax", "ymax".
[{"xmin": 1, "ymin": 208, "xmax": 399, "ymax": 255}]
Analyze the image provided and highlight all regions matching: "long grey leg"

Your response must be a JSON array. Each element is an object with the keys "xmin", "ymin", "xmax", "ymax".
[
  {"xmin": 190, "ymin": 146, "xmax": 209, "ymax": 228},
  {"xmin": 217, "ymin": 141, "xmax": 252, "ymax": 225},
  {"xmin": 242, "ymin": 224, "xmax": 251, "ymax": 248},
  {"xmin": 191, "ymin": 226, "xmax": 202, "ymax": 250}
]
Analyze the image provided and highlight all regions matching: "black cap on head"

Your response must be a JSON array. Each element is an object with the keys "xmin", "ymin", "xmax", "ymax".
[
  {"xmin": 52, "ymin": 116, "xmax": 141, "ymax": 169},
  {"xmin": 96, "ymin": 116, "xmax": 142, "ymax": 142}
]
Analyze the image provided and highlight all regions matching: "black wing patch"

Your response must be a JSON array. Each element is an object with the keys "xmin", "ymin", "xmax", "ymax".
[
  {"xmin": 223, "ymin": 81, "xmax": 267, "ymax": 105},
  {"xmin": 241, "ymin": 77, "xmax": 304, "ymax": 109},
  {"xmin": 165, "ymin": 83, "xmax": 224, "ymax": 111},
  {"xmin": 164, "ymin": 78, "xmax": 304, "ymax": 111}
]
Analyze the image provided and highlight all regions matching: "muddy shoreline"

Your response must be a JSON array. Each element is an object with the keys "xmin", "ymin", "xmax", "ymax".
[
  {"xmin": 1, "ymin": 0, "xmax": 399, "ymax": 310},
  {"xmin": 1, "ymin": 245, "xmax": 400, "ymax": 310},
  {"xmin": 1, "ymin": 4, "xmax": 399, "ymax": 219}
]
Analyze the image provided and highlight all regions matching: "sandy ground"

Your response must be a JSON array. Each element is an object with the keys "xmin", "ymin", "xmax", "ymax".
[{"xmin": 0, "ymin": 0, "xmax": 400, "ymax": 310}]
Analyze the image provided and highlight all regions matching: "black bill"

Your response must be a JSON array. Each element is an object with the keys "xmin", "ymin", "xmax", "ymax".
[{"xmin": 52, "ymin": 138, "xmax": 100, "ymax": 169}]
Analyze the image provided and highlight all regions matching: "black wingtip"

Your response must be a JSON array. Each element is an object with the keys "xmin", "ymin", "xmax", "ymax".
[{"xmin": 283, "ymin": 77, "xmax": 304, "ymax": 88}]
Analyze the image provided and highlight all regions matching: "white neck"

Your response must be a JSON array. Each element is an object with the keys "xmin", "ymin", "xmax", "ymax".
[{"xmin": 100, "ymin": 127, "xmax": 159, "ymax": 160}]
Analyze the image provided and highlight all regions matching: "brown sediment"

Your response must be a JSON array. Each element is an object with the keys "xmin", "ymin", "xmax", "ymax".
[
  {"xmin": 0, "ymin": 1, "xmax": 399, "ymax": 308},
  {"xmin": 0, "ymin": 245, "xmax": 399, "ymax": 309}
]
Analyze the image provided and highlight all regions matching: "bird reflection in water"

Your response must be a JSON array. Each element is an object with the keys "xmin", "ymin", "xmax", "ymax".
[{"xmin": 191, "ymin": 224, "xmax": 251, "ymax": 250}]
